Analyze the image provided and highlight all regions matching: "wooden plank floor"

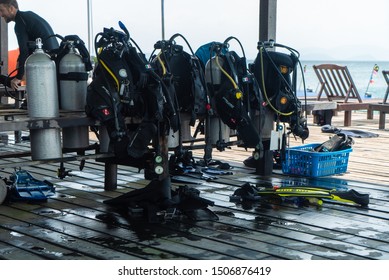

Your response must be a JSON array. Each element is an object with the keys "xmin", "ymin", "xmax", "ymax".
[{"xmin": 1, "ymin": 111, "xmax": 389, "ymax": 260}]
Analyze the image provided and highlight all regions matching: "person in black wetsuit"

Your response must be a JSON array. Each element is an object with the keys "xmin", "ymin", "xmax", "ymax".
[{"xmin": 0, "ymin": 0, "xmax": 58, "ymax": 90}]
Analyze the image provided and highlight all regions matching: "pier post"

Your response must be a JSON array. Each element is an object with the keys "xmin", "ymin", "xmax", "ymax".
[
  {"xmin": 259, "ymin": 0, "xmax": 277, "ymax": 42},
  {"xmin": 256, "ymin": 0, "xmax": 278, "ymax": 176}
]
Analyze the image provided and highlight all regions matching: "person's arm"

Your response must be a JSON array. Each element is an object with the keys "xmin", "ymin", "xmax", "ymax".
[
  {"xmin": 15, "ymin": 34, "xmax": 29, "ymax": 78},
  {"xmin": 14, "ymin": 13, "xmax": 31, "ymax": 82},
  {"xmin": 10, "ymin": 78, "xmax": 22, "ymax": 90},
  {"xmin": 10, "ymin": 32, "xmax": 28, "ymax": 90}
]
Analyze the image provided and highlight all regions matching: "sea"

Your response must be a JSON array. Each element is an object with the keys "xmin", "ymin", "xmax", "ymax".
[{"xmin": 297, "ymin": 60, "xmax": 389, "ymax": 100}]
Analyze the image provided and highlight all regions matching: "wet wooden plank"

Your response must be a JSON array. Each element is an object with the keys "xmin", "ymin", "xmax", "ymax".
[
  {"xmin": 55, "ymin": 189, "xmax": 307, "ymax": 259},
  {"xmin": 4, "ymin": 195, "xmax": 251, "ymax": 259},
  {"xmin": 58, "ymin": 178, "xmax": 388, "ymax": 259},
  {"xmin": 205, "ymin": 196, "xmax": 389, "ymax": 257},
  {"xmin": 12, "ymin": 163, "xmax": 388, "ymax": 260},
  {"xmin": 167, "ymin": 171, "xmax": 389, "ymax": 258},
  {"xmin": 0, "ymin": 206, "xmax": 143, "ymax": 260},
  {"xmin": 0, "ymin": 225, "xmax": 92, "ymax": 260},
  {"xmin": 33, "ymin": 190, "xmax": 277, "ymax": 260},
  {"xmin": 1, "ymin": 111, "xmax": 389, "ymax": 260},
  {"xmin": 5, "ymin": 149, "xmax": 388, "ymax": 258},
  {"xmin": 0, "ymin": 240, "xmax": 49, "ymax": 260}
]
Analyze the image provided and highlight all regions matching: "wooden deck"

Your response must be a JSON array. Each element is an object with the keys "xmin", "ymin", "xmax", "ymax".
[{"xmin": 1, "ymin": 110, "xmax": 389, "ymax": 260}]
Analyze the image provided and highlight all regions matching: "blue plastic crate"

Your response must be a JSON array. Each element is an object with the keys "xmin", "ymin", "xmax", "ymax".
[{"xmin": 282, "ymin": 143, "xmax": 352, "ymax": 177}]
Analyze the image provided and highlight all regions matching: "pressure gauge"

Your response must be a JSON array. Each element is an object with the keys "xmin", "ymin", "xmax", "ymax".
[
  {"xmin": 155, "ymin": 155, "xmax": 163, "ymax": 164},
  {"xmin": 119, "ymin": 69, "xmax": 127, "ymax": 78},
  {"xmin": 154, "ymin": 165, "xmax": 164, "ymax": 175}
]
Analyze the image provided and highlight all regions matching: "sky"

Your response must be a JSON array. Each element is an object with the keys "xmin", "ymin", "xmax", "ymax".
[{"xmin": 4, "ymin": 0, "xmax": 389, "ymax": 61}]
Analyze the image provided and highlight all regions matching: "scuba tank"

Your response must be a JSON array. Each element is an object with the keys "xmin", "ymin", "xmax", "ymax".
[
  {"xmin": 205, "ymin": 52, "xmax": 224, "ymax": 86},
  {"xmin": 26, "ymin": 38, "xmax": 62, "ymax": 160},
  {"xmin": 57, "ymin": 35, "xmax": 92, "ymax": 149},
  {"xmin": 248, "ymin": 40, "xmax": 309, "ymax": 176},
  {"xmin": 253, "ymin": 40, "xmax": 309, "ymax": 140},
  {"xmin": 204, "ymin": 43, "xmax": 231, "ymax": 147},
  {"xmin": 152, "ymin": 34, "xmax": 207, "ymax": 149},
  {"xmin": 204, "ymin": 40, "xmax": 262, "ymax": 150},
  {"xmin": 86, "ymin": 22, "xmax": 159, "ymax": 160}
]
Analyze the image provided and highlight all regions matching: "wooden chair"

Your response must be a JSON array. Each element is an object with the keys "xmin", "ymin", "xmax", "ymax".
[
  {"xmin": 368, "ymin": 70, "xmax": 389, "ymax": 129},
  {"xmin": 313, "ymin": 64, "xmax": 370, "ymax": 126},
  {"xmin": 313, "ymin": 64, "xmax": 363, "ymax": 102},
  {"xmin": 382, "ymin": 70, "xmax": 389, "ymax": 103}
]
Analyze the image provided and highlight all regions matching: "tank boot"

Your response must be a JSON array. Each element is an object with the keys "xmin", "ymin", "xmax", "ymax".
[
  {"xmin": 127, "ymin": 122, "xmax": 157, "ymax": 158},
  {"xmin": 243, "ymin": 156, "xmax": 256, "ymax": 168}
]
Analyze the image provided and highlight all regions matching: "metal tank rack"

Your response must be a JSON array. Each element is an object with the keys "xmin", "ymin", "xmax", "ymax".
[{"xmin": 0, "ymin": 106, "xmax": 137, "ymax": 191}]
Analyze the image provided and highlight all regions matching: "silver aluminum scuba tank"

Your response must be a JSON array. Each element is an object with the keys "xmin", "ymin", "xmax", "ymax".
[
  {"xmin": 30, "ymin": 129, "xmax": 62, "ymax": 160},
  {"xmin": 167, "ymin": 128, "xmax": 180, "ymax": 149},
  {"xmin": 167, "ymin": 118, "xmax": 192, "ymax": 148},
  {"xmin": 59, "ymin": 45, "xmax": 87, "ymax": 110},
  {"xmin": 26, "ymin": 39, "xmax": 59, "ymax": 118},
  {"xmin": 205, "ymin": 56, "xmax": 223, "ymax": 85},
  {"xmin": 208, "ymin": 117, "xmax": 230, "ymax": 145},
  {"xmin": 204, "ymin": 56, "xmax": 230, "ymax": 144},
  {"xmin": 59, "ymin": 44, "xmax": 89, "ymax": 149},
  {"xmin": 26, "ymin": 38, "xmax": 62, "ymax": 160}
]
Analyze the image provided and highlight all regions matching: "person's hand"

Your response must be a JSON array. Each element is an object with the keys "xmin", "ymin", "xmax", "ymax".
[{"xmin": 10, "ymin": 78, "xmax": 21, "ymax": 91}]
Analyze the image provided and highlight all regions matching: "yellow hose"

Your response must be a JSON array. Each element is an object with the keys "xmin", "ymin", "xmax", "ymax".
[
  {"xmin": 97, "ymin": 47, "xmax": 120, "ymax": 91},
  {"xmin": 156, "ymin": 52, "xmax": 167, "ymax": 76},
  {"xmin": 215, "ymin": 55, "xmax": 242, "ymax": 99}
]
